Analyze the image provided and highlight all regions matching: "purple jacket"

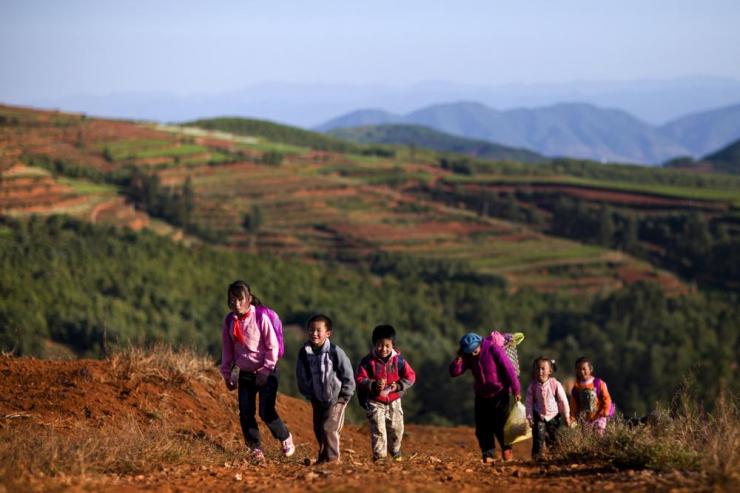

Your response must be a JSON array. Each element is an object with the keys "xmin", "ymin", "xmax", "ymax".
[{"xmin": 449, "ymin": 336, "xmax": 521, "ymax": 398}]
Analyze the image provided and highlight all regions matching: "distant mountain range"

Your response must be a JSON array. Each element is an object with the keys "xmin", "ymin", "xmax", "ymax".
[
  {"xmin": 12, "ymin": 76, "xmax": 740, "ymax": 128},
  {"xmin": 327, "ymin": 124, "xmax": 545, "ymax": 163},
  {"xmin": 317, "ymin": 102, "xmax": 740, "ymax": 165},
  {"xmin": 659, "ymin": 104, "xmax": 740, "ymax": 158}
]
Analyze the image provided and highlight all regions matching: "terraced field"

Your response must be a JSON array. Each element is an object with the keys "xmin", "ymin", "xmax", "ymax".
[
  {"xmin": 0, "ymin": 104, "xmax": 695, "ymax": 293},
  {"xmin": 445, "ymin": 175, "xmax": 739, "ymax": 211}
]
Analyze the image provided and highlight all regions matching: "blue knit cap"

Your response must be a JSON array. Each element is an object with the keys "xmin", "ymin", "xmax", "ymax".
[{"xmin": 459, "ymin": 332, "xmax": 482, "ymax": 354}]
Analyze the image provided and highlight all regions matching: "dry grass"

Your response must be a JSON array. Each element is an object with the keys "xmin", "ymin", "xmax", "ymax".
[
  {"xmin": 0, "ymin": 417, "xmax": 248, "ymax": 480},
  {"xmin": 555, "ymin": 389, "xmax": 739, "ymax": 486},
  {"xmin": 0, "ymin": 346, "xmax": 250, "ymax": 482},
  {"xmin": 110, "ymin": 344, "xmax": 217, "ymax": 385}
]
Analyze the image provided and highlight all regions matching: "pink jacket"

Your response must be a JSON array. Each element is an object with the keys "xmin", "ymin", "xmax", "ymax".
[
  {"xmin": 525, "ymin": 378, "xmax": 570, "ymax": 422},
  {"xmin": 220, "ymin": 305, "xmax": 278, "ymax": 382}
]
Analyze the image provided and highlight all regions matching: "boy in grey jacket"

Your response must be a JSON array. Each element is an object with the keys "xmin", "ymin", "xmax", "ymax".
[{"xmin": 296, "ymin": 314, "xmax": 356, "ymax": 464}]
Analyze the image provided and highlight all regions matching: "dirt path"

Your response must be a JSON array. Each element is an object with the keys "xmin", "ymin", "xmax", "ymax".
[
  {"xmin": 0, "ymin": 356, "xmax": 715, "ymax": 492},
  {"xmin": 1, "ymin": 424, "xmax": 705, "ymax": 493}
]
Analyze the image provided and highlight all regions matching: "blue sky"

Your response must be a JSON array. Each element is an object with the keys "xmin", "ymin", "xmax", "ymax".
[{"xmin": 2, "ymin": 0, "xmax": 740, "ymax": 101}]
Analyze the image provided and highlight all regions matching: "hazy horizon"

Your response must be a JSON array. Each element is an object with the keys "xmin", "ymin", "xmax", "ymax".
[
  {"xmin": 3, "ymin": 1, "xmax": 740, "ymax": 125},
  {"xmin": 3, "ymin": 1, "xmax": 740, "ymax": 94}
]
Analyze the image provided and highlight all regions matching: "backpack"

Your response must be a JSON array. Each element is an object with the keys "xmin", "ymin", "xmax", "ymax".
[
  {"xmin": 489, "ymin": 331, "xmax": 525, "ymax": 376},
  {"xmin": 255, "ymin": 305, "xmax": 284, "ymax": 359},
  {"xmin": 594, "ymin": 377, "xmax": 616, "ymax": 418},
  {"xmin": 228, "ymin": 305, "xmax": 285, "ymax": 359},
  {"xmin": 571, "ymin": 377, "xmax": 616, "ymax": 418},
  {"xmin": 356, "ymin": 354, "xmax": 406, "ymax": 410}
]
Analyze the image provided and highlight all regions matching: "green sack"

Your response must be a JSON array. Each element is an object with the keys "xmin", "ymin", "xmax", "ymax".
[{"xmin": 503, "ymin": 399, "xmax": 532, "ymax": 445}]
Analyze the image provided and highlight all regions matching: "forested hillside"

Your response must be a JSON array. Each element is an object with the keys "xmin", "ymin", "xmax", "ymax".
[
  {"xmin": 327, "ymin": 123, "xmax": 545, "ymax": 163},
  {"xmin": 2, "ymin": 216, "xmax": 737, "ymax": 423},
  {"xmin": 703, "ymin": 137, "xmax": 740, "ymax": 174}
]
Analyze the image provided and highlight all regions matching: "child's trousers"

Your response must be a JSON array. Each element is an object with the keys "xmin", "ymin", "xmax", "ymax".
[
  {"xmin": 311, "ymin": 399, "xmax": 348, "ymax": 462},
  {"xmin": 366, "ymin": 399, "xmax": 404, "ymax": 459},
  {"xmin": 532, "ymin": 411, "xmax": 562, "ymax": 457},
  {"xmin": 474, "ymin": 392, "xmax": 511, "ymax": 457},
  {"xmin": 238, "ymin": 369, "xmax": 290, "ymax": 449}
]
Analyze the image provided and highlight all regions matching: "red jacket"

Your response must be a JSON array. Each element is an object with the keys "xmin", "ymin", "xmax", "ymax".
[{"xmin": 356, "ymin": 349, "xmax": 416, "ymax": 404}]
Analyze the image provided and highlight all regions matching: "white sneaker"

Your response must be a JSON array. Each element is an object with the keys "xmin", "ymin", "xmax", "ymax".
[{"xmin": 281, "ymin": 433, "xmax": 295, "ymax": 457}]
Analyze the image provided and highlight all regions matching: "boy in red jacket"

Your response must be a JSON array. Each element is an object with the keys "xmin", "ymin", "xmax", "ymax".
[{"xmin": 356, "ymin": 324, "xmax": 416, "ymax": 462}]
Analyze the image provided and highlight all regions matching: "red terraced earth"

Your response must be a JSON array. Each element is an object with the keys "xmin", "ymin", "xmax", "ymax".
[{"xmin": 0, "ymin": 104, "xmax": 693, "ymax": 295}]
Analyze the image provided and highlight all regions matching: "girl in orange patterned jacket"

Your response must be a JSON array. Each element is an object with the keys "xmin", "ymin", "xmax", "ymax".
[{"xmin": 570, "ymin": 357, "xmax": 614, "ymax": 434}]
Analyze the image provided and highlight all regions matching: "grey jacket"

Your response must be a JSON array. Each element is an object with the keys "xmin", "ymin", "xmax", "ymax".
[{"xmin": 296, "ymin": 340, "xmax": 356, "ymax": 406}]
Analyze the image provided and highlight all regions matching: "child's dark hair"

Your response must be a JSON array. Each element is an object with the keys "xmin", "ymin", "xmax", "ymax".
[
  {"xmin": 227, "ymin": 280, "xmax": 262, "ymax": 306},
  {"xmin": 307, "ymin": 313, "xmax": 333, "ymax": 332},
  {"xmin": 532, "ymin": 356, "xmax": 557, "ymax": 374},
  {"xmin": 574, "ymin": 356, "xmax": 593, "ymax": 371},
  {"xmin": 372, "ymin": 324, "xmax": 396, "ymax": 344}
]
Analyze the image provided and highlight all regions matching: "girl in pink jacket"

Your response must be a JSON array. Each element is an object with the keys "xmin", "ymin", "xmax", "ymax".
[
  {"xmin": 220, "ymin": 280, "xmax": 294, "ymax": 461},
  {"xmin": 524, "ymin": 357, "xmax": 571, "ymax": 460}
]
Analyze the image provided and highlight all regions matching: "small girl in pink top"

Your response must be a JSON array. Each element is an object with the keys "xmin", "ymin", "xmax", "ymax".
[{"xmin": 524, "ymin": 357, "xmax": 571, "ymax": 460}]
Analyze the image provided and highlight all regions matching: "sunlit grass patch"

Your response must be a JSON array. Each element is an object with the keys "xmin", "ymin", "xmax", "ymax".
[
  {"xmin": 57, "ymin": 177, "xmax": 118, "ymax": 195},
  {"xmin": 555, "ymin": 389, "xmax": 739, "ymax": 485},
  {"xmin": 110, "ymin": 344, "xmax": 215, "ymax": 386},
  {"xmin": 98, "ymin": 139, "xmax": 172, "ymax": 161}
]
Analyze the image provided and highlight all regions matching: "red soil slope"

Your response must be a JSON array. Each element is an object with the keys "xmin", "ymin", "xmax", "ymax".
[{"xmin": 0, "ymin": 356, "xmax": 707, "ymax": 492}]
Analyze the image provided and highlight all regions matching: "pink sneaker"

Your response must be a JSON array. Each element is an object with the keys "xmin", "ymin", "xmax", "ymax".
[{"xmin": 282, "ymin": 433, "xmax": 295, "ymax": 457}]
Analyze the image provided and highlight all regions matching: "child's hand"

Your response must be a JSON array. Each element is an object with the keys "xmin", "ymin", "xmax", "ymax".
[
  {"xmin": 527, "ymin": 418, "xmax": 533, "ymax": 428},
  {"xmin": 371, "ymin": 380, "xmax": 382, "ymax": 393},
  {"xmin": 372, "ymin": 378, "xmax": 386, "ymax": 394},
  {"xmin": 514, "ymin": 394, "xmax": 521, "ymax": 402}
]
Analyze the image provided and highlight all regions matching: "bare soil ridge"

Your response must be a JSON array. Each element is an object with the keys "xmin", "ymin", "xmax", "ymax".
[{"xmin": 0, "ymin": 354, "xmax": 711, "ymax": 492}]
